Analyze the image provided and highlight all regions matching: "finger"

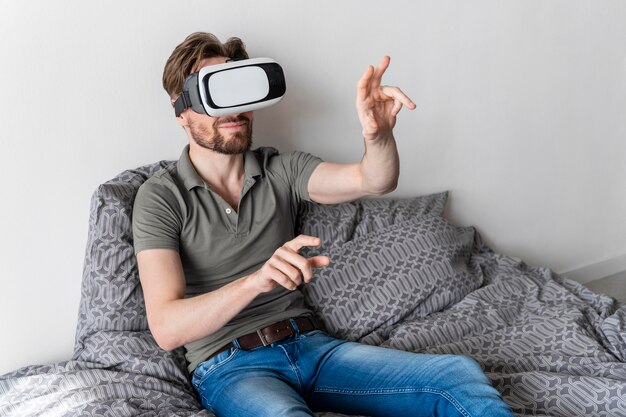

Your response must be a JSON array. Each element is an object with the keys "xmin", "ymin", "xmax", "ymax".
[
  {"xmin": 371, "ymin": 56, "xmax": 391, "ymax": 90},
  {"xmin": 274, "ymin": 272, "xmax": 298, "ymax": 291},
  {"xmin": 356, "ymin": 65, "xmax": 375, "ymax": 104},
  {"xmin": 275, "ymin": 247, "xmax": 315, "ymax": 281},
  {"xmin": 284, "ymin": 235, "xmax": 322, "ymax": 252},
  {"xmin": 381, "ymin": 85, "xmax": 416, "ymax": 110},
  {"xmin": 264, "ymin": 264, "xmax": 298, "ymax": 291},
  {"xmin": 268, "ymin": 256, "xmax": 302, "ymax": 286},
  {"xmin": 302, "ymin": 256, "xmax": 330, "ymax": 283},
  {"xmin": 309, "ymin": 256, "xmax": 330, "ymax": 268}
]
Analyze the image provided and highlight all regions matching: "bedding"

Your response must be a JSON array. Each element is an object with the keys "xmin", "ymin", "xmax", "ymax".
[{"xmin": 1, "ymin": 160, "xmax": 625, "ymax": 417}]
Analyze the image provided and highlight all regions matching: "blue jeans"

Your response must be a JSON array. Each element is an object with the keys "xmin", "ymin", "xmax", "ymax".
[{"xmin": 192, "ymin": 322, "xmax": 513, "ymax": 417}]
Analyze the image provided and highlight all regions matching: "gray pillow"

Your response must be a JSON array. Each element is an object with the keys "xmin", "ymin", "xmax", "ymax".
[
  {"xmin": 72, "ymin": 161, "xmax": 193, "ymax": 383},
  {"xmin": 74, "ymin": 161, "xmax": 174, "ymax": 346},
  {"xmin": 296, "ymin": 201, "xmax": 359, "ymax": 251},
  {"xmin": 354, "ymin": 192, "xmax": 448, "ymax": 238},
  {"xmin": 297, "ymin": 192, "xmax": 448, "ymax": 257},
  {"xmin": 302, "ymin": 215, "xmax": 482, "ymax": 343}
]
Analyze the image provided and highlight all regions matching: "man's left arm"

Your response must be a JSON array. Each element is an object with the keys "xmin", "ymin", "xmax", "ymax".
[{"xmin": 308, "ymin": 56, "xmax": 416, "ymax": 205}]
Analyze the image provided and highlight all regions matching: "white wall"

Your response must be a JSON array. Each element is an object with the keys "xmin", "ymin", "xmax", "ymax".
[{"xmin": 1, "ymin": 0, "xmax": 625, "ymax": 375}]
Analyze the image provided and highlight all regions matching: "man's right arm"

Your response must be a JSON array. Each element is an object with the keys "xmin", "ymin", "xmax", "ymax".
[
  {"xmin": 137, "ymin": 235, "xmax": 330, "ymax": 352},
  {"xmin": 137, "ymin": 248, "xmax": 260, "ymax": 351}
]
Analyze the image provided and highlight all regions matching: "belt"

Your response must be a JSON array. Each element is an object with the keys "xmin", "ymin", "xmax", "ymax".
[{"xmin": 207, "ymin": 316, "xmax": 321, "ymax": 360}]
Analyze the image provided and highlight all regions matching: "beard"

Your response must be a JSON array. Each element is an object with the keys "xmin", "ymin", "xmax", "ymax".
[{"xmin": 189, "ymin": 114, "xmax": 253, "ymax": 155}]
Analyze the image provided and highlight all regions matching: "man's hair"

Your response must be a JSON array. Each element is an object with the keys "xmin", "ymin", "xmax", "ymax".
[{"xmin": 162, "ymin": 32, "xmax": 249, "ymax": 100}]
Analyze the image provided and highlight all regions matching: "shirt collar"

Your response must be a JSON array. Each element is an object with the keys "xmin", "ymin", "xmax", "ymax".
[{"xmin": 178, "ymin": 144, "xmax": 262, "ymax": 191}]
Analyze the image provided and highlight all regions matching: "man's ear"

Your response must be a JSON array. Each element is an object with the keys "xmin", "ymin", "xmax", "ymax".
[
  {"xmin": 172, "ymin": 98, "xmax": 190, "ymax": 128},
  {"xmin": 176, "ymin": 112, "xmax": 190, "ymax": 129}
]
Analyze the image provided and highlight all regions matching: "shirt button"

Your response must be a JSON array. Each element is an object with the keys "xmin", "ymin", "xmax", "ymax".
[{"xmin": 225, "ymin": 208, "xmax": 232, "ymax": 214}]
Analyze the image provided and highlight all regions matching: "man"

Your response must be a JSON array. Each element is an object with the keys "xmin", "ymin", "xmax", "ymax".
[{"xmin": 132, "ymin": 32, "xmax": 513, "ymax": 417}]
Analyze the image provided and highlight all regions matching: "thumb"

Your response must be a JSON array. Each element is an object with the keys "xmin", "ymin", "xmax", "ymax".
[{"xmin": 309, "ymin": 256, "xmax": 331, "ymax": 268}]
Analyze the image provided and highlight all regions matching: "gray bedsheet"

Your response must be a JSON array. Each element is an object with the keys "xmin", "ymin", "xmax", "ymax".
[{"xmin": 1, "ymin": 161, "xmax": 624, "ymax": 417}]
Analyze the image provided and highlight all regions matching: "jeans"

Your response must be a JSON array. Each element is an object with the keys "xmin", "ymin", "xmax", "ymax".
[{"xmin": 191, "ymin": 321, "xmax": 513, "ymax": 417}]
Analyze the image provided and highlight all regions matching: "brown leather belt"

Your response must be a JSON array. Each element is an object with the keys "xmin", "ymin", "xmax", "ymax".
[{"xmin": 207, "ymin": 316, "xmax": 321, "ymax": 360}]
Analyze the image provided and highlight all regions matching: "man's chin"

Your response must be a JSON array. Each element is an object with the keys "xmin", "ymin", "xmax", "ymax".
[
  {"xmin": 215, "ymin": 145, "xmax": 251, "ymax": 155},
  {"xmin": 191, "ymin": 129, "xmax": 253, "ymax": 154},
  {"xmin": 210, "ymin": 137, "xmax": 252, "ymax": 155},
  {"xmin": 226, "ymin": 133, "xmax": 252, "ymax": 153}
]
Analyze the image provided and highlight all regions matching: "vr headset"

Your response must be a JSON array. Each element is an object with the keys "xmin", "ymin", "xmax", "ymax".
[{"xmin": 173, "ymin": 57, "xmax": 286, "ymax": 117}]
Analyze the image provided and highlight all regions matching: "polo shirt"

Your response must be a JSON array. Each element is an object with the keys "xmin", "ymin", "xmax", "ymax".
[{"xmin": 132, "ymin": 144, "xmax": 323, "ymax": 373}]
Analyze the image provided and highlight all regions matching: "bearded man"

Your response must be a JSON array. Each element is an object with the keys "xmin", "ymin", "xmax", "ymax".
[{"xmin": 132, "ymin": 32, "xmax": 513, "ymax": 417}]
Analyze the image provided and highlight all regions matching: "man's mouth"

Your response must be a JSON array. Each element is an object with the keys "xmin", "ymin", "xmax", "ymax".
[
  {"xmin": 216, "ymin": 116, "xmax": 250, "ymax": 129},
  {"xmin": 218, "ymin": 121, "xmax": 247, "ymax": 129}
]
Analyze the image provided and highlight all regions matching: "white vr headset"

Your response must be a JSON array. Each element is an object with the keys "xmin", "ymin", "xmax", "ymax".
[{"xmin": 173, "ymin": 57, "xmax": 286, "ymax": 117}]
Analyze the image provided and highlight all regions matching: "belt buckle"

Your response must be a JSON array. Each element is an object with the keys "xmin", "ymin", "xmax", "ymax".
[{"xmin": 256, "ymin": 329, "xmax": 269, "ymax": 346}]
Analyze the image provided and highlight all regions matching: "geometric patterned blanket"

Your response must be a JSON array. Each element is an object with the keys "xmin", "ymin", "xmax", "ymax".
[
  {"xmin": 1, "ymin": 161, "xmax": 624, "ymax": 417},
  {"xmin": 299, "ymin": 197, "xmax": 626, "ymax": 417}
]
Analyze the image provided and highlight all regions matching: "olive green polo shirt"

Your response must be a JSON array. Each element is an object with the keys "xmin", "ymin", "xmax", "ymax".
[{"xmin": 132, "ymin": 144, "xmax": 323, "ymax": 373}]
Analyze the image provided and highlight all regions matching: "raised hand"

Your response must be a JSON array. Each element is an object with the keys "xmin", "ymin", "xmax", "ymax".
[{"xmin": 356, "ymin": 56, "xmax": 416, "ymax": 143}]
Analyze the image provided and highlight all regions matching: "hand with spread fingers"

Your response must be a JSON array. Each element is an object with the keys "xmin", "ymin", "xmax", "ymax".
[{"xmin": 356, "ymin": 56, "xmax": 416, "ymax": 143}]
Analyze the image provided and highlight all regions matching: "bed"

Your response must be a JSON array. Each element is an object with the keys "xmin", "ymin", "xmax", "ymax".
[{"xmin": 1, "ymin": 160, "xmax": 625, "ymax": 417}]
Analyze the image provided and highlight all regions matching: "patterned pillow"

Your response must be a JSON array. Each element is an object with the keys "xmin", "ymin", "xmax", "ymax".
[
  {"xmin": 72, "ymin": 160, "xmax": 197, "ymax": 389},
  {"xmin": 296, "ymin": 201, "xmax": 359, "ymax": 252},
  {"xmin": 297, "ymin": 192, "xmax": 448, "ymax": 257},
  {"xmin": 302, "ymin": 215, "xmax": 482, "ymax": 343},
  {"xmin": 73, "ymin": 161, "xmax": 174, "ymax": 353},
  {"xmin": 354, "ymin": 192, "xmax": 448, "ymax": 238}
]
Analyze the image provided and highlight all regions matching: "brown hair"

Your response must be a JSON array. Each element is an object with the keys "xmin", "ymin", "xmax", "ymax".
[{"xmin": 162, "ymin": 32, "xmax": 249, "ymax": 99}]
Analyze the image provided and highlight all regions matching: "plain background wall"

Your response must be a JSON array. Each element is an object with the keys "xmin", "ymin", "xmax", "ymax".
[{"xmin": 1, "ymin": 0, "xmax": 625, "ymax": 375}]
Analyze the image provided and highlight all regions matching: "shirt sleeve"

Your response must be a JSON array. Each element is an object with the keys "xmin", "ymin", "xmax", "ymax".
[
  {"xmin": 275, "ymin": 151, "xmax": 324, "ymax": 203},
  {"xmin": 132, "ymin": 179, "xmax": 183, "ymax": 255}
]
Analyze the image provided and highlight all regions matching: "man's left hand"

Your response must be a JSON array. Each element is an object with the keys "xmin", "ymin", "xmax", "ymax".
[{"xmin": 356, "ymin": 56, "xmax": 416, "ymax": 143}]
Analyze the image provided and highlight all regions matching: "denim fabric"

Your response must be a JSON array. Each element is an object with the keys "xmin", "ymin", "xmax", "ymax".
[{"xmin": 192, "ymin": 322, "xmax": 513, "ymax": 417}]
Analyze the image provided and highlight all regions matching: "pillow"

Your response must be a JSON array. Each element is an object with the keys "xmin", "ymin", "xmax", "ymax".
[
  {"xmin": 73, "ymin": 161, "xmax": 175, "ymax": 356},
  {"xmin": 72, "ymin": 160, "xmax": 197, "ymax": 388},
  {"xmin": 353, "ymin": 191, "xmax": 448, "ymax": 238},
  {"xmin": 297, "ymin": 191, "xmax": 448, "ymax": 257},
  {"xmin": 296, "ymin": 201, "xmax": 359, "ymax": 252},
  {"xmin": 302, "ymin": 215, "xmax": 482, "ymax": 343}
]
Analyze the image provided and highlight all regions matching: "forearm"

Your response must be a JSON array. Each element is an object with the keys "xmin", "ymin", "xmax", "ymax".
[
  {"xmin": 140, "ymin": 237, "xmax": 329, "ymax": 352},
  {"xmin": 353, "ymin": 56, "xmax": 414, "ymax": 196},
  {"xmin": 307, "ymin": 136, "xmax": 399, "ymax": 204},
  {"xmin": 150, "ymin": 274, "xmax": 260, "ymax": 351},
  {"xmin": 360, "ymin": 134, "xmax": 400, "ymax": 195}
]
